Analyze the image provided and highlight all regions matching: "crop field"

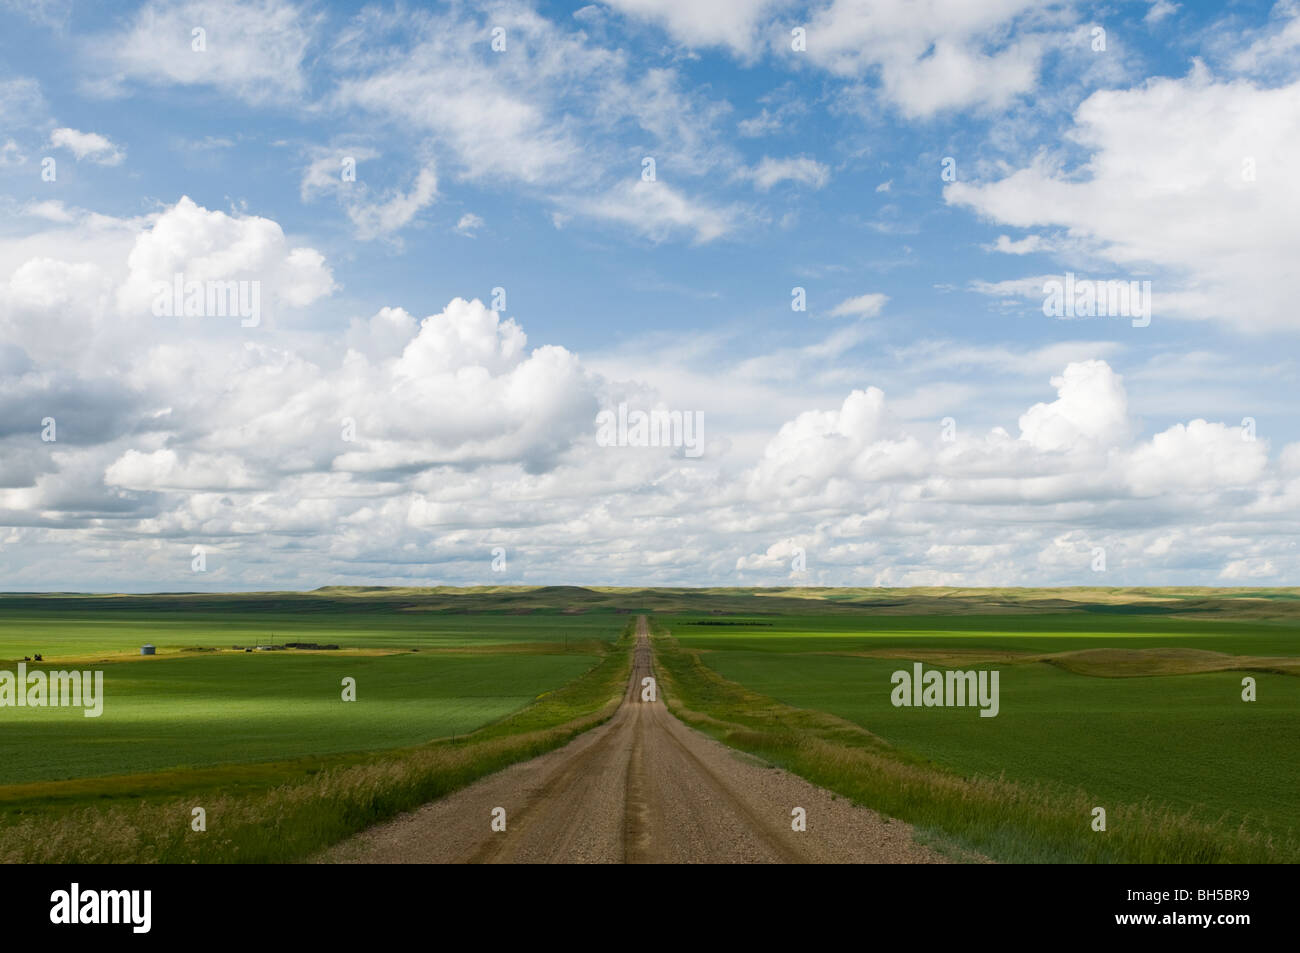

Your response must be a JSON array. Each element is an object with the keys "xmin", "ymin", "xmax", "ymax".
[
  {"xmin": 0, "ymin": 591, "xmax": 632, "ymax": 845},
  {"xmin": 667, "ymin": 606, "xmax": 1300, "ymax": 854},
  {"xmin": 1, "ymin": 586, "xmax": 1296, "ymax": 863},
  {"xmin": 0, "ymin": 652, "xmax": 598, "ymax": 785}
]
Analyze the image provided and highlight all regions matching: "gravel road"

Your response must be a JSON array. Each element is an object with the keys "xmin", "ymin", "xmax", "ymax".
[{"xmin": 320, "ymin": 616, "xmax": 952, "ymax": 864}]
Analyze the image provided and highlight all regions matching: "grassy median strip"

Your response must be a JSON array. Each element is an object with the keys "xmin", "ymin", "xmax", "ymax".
[
  {"xmin": 650, "ymin": 619, "xmax": 1296, "ymax": 864},
  {"xmin": 0, "ymin": 623, "xmax": 634, "ymax": 864}
]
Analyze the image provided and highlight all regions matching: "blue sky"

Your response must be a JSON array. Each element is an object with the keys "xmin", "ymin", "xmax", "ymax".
[{"xmin": 1, "ymin": 0, "xmax": 1298, "ymax": 590}]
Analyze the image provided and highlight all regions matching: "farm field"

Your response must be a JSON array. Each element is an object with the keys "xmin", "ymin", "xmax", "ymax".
[
  {"xmin": 0, "ymin": 593, "xmax": 627, "ymax": 824},
  {"xmin": 1, "ymin": 586, "xmax": 1297, "ymax": 863},
  {"xmin": 0, "ymin": 600, "xmax": 624, "ymax": 660},
  {"xmin": 670, "ymin": 611, "xmax": 1300, "ymax": 843},
  {"xmin": 0, "ymin": 652, "xmax": 598, "ymax": 785}
]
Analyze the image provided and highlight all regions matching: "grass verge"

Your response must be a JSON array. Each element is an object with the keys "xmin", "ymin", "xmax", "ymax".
[
  {"xmin": 651, "ymin": 619, "xmax": 1295, "ymax": 864},
  {"xmin": 0, "ymin": 624, "xmax": 634, "ymax": 863}
]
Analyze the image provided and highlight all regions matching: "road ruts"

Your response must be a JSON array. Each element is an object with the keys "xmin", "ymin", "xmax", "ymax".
[{"xmin": 320, "ymin": 616, "xmax": 954, "ymax": 864}]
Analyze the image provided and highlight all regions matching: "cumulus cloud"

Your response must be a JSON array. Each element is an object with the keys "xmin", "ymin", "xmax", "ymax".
[
  {"xmin": 2, "ymin": 6, "xmax": 1297, "ymax": 591},
  {"xmin": 804, "ymin": 0, "xmax": 1054, "ymax": 118},
  {"xmin": 1018, "ymin": 360, "xmax": 1131, "ymax": 451},
  {"xmin": 116, "ymin": 195, "xmax": 335, "ymax": 316},
  {"xmin": 0, "ymin": 196, "xmax": 334, "ymax": 379},
  {"xmin": 48, "ymin": 127, "xmax": 125, "ymax": 165},
  {"xmin": 730, "ymin": 358, "xmax": 1293, "ymax": 585},
  {"xmin": 947, "ymin": 63, "xmax": 1300, "ymax": 330},
  {"xmin": 1124, "ymin": 419, "xmax": 1267, "ymax": 495}
]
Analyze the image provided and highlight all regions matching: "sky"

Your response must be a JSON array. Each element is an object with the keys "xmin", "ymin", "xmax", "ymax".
[{"xmin": 0, "ymin": 0, "xmax": 1297, "ymax": 592}]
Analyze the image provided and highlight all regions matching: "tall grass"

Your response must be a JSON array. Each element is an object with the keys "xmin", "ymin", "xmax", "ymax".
[
  {"xmin": 0, "ymin": 624, "xmax": 634, "ymax": 863},
  {"xmin": 650, "ymin": 620, "xmax": 1295, "ymax": 864}
]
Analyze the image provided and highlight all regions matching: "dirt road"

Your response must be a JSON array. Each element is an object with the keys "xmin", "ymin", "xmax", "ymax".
[{"xmin": 321, "ymin": 616, "xmax": 950, "ymax": 863}]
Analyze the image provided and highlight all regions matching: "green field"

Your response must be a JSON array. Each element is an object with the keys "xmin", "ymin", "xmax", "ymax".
[
  {"xmin": 0, "ymin": 604, "xmax": 623, "ymax": 659},
  {"xmin": 1, "ymin": 586, "xmax": 1297, "ymax": 863},
  {"xmin": 0, "ymin": 592, "xmax": 626, "ymax": 787},
  {"xmin": 667, "ymin": 609, "xmax": 1300, "ymax": 854},
  {"xmin": 0, "ymin": 652, "xmax": 597, "ymax": 785}
]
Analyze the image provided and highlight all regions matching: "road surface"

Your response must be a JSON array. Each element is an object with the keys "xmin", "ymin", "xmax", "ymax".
[{"xmin": 321, "ymin": 616, "xmax": 951, "ymax": 863}]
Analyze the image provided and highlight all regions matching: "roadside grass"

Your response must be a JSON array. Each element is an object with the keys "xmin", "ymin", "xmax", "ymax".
[
  {"xmin": 650, "ymin": 620, "xmax": 1297, "ymax": 864},
  {"xmin": 0, "ymin": 623, "xmax": 634, "ymax": 863},
  {"xmin": 701, "ymin": 650, "xmax": 1300, "ymax": 837}
]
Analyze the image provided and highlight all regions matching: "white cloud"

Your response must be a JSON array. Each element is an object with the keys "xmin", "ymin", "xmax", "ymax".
[
  {"xmin": 116, "ymin": 196, "xmax": 335, "ymax": 315},
  {"xmin": 829, "ymin": 293, "xmax": 889, "ymax": 318},
  {"xmin": 1230, "ymin": 1, "xmax": 1300, "ymax": 72},
  {"xmin": 347, "ymin": 165, "xmax": 438, "ymax": 241},
  {"xmin": 947, "ymin": 64, "xmax": 1300, "ymax": 330},
  {"xmin": 745, "ymin": 156, "xmax": 830, "ymax": 191},
  {"xmin": 300, "ymin": 148, "xmax": 380, "ymax": 201},
  {"xmin": 572, "ymin": 180, "xmax": 740, "ymax": 243},
  {"xmin": 1018, "ymin": 360, "xmax": 1131, "ymax": 451},
  {"xmin": 1125, "ymin": 419, "xmax": 1267, "ymax": 495},
  {"xmin": 302, "ymin": 149, "xmax": 440, "ymax": 239},
  {"xmin": 601, "ymin": 0, "xmax": 783, "ymax": 57},
  {"xmin": 48, "ymin": 127, "xmax": 125, "ymax": 165},
  {"xmin": 101, "ymin": 0, "xmax": 318, "ymax": 104},
  {"xmin": 105, "ymin": 449, "xmax": 258, "ymax": 491},
  {"xmin": 22, "ymin": 200, "xmax": 80, "ymax": 223},
  {"xmin": 455, "ymin": 213, "xmax": 485, "ymax": 236},
  {"xmin": 1220, "ymin": 558, "xmax": 1276, "ymax": 580},
  {"xmin": 986, "ymin": 234, "xmax": 1048, "ymax": 255},
  {"xmin": 803, "ymin": 0, "xmax": 1052, "ymax": 118},
  {"xmin": 328, "ymin": 4, "xmax": 745, "ymax": 242},
  {"xmin": 1145, "ymin": 1, "xmax": 1179, "ymax": 25}
]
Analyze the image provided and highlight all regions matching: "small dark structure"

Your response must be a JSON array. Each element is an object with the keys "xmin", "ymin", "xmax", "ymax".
[{"xmin": 140, "ymin": 644, "xmax": 156, "ymax": 656}]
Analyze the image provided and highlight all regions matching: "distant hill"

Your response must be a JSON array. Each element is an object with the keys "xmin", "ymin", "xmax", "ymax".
[{"xmin": 1, "ymin": 585, "xmax": 1298, "ymax": 621}]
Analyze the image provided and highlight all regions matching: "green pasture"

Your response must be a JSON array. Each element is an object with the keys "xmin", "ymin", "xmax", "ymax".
[
  {"xmin": 0, "ymin": 651, "xmax": 597, "ymax": 785},
  {"xmin": 0, "ymin": 607, "xmax": 622, "ymax": 659},
  {"xmin": 669, "ymin": 613, "xmax": 1300, "ymax": 657},
  {"xmin": 675, "ymin": 613, "xmax": 1300, "ymax": 840}
]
